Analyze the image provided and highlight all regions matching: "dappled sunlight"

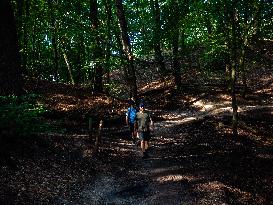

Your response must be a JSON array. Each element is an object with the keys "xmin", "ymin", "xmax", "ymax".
[
  {"xmin": 43, "ymin": 92, "xmax": 116, "ymax": 114},
  {"xmin": 192, "ymin": 99, "xmax": 231, "ymax": 113},
  {"xmin": 159, "ymin": 112, "xmax": 191, "ymax": 120},
  {"xmin": 157, "ymin": 102, "xmax": 273, "ymax": 128},
  {"xmin": 193, "ymin": 100, "xmax": 214, "ymax": 111},
  {"xmin": 140, "ymin": 80, "xmax": 163, "ymax": 91},
  {"xmin": 138, "ymin": 77, "xmax": 173, "ymax": 92},
  {"xmin": 219, "ymin": 94, "xmax": 232, "ymax": 101},
  {"xmin": 56, "ymin": 103, "xmax": 76, "ymax": 111},
  {"xmin": 255, "ymin": 86, "xmax": 273, "ymax": 94},
  {"xmin": 238, "ymin": 105, "xmax": 273, "ymax": 113},
  {"xmin": 150, "ymin": 150, "xmax": 234, "ymax": 161},
  {"xmin": 156, "ymin": 174, "xmax": 198, "ymax": 183},
  {"xmin": 256, "ymin": 153, "xmax": 273, "ymax": 159},
  {"xmin": 164, "ymin": 116, "xmax": 198, "ymax": 124},
  {"xmin": 156, "ymin": 116, "xmax": 197, "ymax": 125},
  {"xmin": 83, "ymin": 97, "xmax": 112, "ymax": 105},
  {"xmin": 196, "ymin": 181, "xmax": 227, "ymax": 192},
  {"xmin": 50, "ymin": 94, "xmax": 78, "ymax": 103},
  {"xmin": 195, "ymin": 181, "xmax": 265, "ymax": 204}
]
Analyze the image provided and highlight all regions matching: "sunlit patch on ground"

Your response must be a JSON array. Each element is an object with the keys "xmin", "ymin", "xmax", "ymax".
[{"xmin": 156, "ymin": 174, "xmax": 198, "ymax": 183}]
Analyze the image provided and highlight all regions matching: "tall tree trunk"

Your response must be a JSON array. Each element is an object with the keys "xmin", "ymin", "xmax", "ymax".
[
  {"xmin": 75, "ymin": 34, "xmax": 85, "ymax": 83},
  {"xmin": 239, "ymin": 48, "xmax": 247, "ymax": 98},
  {"xmin": 172, "ymin": 32, "xmax": 181, "ymax": 89},
  {"xmin": 62, "ymin": 52, "xmax": 74, "ymax": 85},
  {"xmin": 52, "ymin": 37, "xmax": 59, "ymax": 81},
  {"xmin": 115, "ymin": 0, "xmax": 137, "ymax": 99},
  {"xmin": 223, "ymin": 4, "xmax": 232, "ymax": 92},
  {"xmin": 0, "ymin": 0, "xmax": 23, "ymax": 95},
  {"xmin": 150, "ymin": 0, "xmax": 166, "ymax": 77},
  {"xmin": 90, "ymin": 0, "xmax": 103, "ymax": 93},
  {"xmin": 104, "ymin": 0, "xmax": 112, "ymax": 86},
  {"xmin": 16, "ymin": 0, "xmax": 28, "ymax": 75},
  {"xmin": 230, "ymin": 6, "xmax": 238, "ymax": 137},
  {"xmin": 231, "ymin": 60, "xmax": 238, "ymax": 137},
  {"xmin": 47, "ymin": 0, "xmax": 59, "ymax": 82},
  {"xmin": 171, "ymin": 0, "xmax": 181, "ymax": 88},
  {"xmin": 22, "ymin": 0, "xmax": 29, "ymax": 75},
  {"xmin": 239, "ymin": 1, "xmax": 261, "ymax": 99}
]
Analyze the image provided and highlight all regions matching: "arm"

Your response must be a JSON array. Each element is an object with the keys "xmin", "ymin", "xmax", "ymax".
[
  {"xmin": 126, "ymin": 108, "xmax": 130, "ymax": 125},
  {"xmin": 126, "ymin": 115, "xmax": 129, "ymax": 125}
]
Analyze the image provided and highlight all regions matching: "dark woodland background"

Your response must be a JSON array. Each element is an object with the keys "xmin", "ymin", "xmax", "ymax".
[{"xmin": 0, "ymin": 0, "xmax": 273, "ymax": 204}]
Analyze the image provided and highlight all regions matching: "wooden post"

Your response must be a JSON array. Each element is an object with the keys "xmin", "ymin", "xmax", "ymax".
[{"xmin": 94, "ymin": 119, "xmax": 103, "ymax": 154}]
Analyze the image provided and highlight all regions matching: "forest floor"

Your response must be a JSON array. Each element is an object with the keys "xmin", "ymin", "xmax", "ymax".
[{"xmin": 1, "ymin": 66, "xmax": 273, "ymax": 205}]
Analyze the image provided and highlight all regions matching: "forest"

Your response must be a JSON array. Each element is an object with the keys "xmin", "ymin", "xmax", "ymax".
[{"xmin": 0, "ymin": 0, "xmax": 273, "ymax": 204}]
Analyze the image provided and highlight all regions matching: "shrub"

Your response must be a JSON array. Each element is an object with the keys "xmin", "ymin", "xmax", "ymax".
[{"xmin": 0, "ymin": 94, "xmax": 48, "ymax": 138}]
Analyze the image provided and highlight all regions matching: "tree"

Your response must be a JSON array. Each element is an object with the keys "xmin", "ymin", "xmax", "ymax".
[
  {"xmin": 104, "ymin": 0, "xmax": 113, "ymax": 86},
  {"xmin": 47, "ymin": 0, "xmax": 60, "ymax": 82},
  {"xmin": 150, "ymin": 0, "xmax": 166, "ymax": 77},
  {"xmin": 0, "ymin": 0, "xmax": 23, "ymax": 95},
  {"xmin": 90, "ymin": 0, "xmax": 104, "ymax": 92},
  {"xmin": 115, "ymin": 0, "xmax": 137, "ymax": 99},
  {"xmin": 170, "ymin": 0, "xmax": 181, "ymax": 88},
  {"xmin": 225, "ymin": 0, "xmax": 262, "ymax": 136}
]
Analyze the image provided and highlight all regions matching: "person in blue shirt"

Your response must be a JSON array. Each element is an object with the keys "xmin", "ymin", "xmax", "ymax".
[{"xmin": 126, "ymin": 98, "xmax": 138, "ymax": 144}]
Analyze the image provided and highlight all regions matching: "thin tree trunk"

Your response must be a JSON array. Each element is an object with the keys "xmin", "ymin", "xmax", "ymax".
[
  {"xmin": 172, "ymin": 34, "xmax": 181, "ymax": 89},
  {"xmin": 104, "ymin": 0, "xmax": 112, "ymax": 86},
  {"xmin": 75, "ymin": 34, "xmax": 85, "ymax": 83},
  {"xmin": 231, "ymin": 60, "xmax": 238, "ymax": 137},
  {"xmin": 63, "ymin": 52, "xmax": 74, "ymax": 85},
  {"xmin": 115, "ymin": 0, "xmax": 137, "ymax": 99},
  {"xmin": 239, "ymin": 48, "xmax": 247, "ymax": 98},
  {"xmin": 47, "ymin": 0, "xmax": 59, "ymax": 82},
  {"xmin": 171, "ymin": 0, "xmax": 181, "ymax": 88},
  {"xmin": 22, "ymin": 0, "xmax": 29, "ymax": 75},
  {"xmin": 16, "ymin": 0, "xmax": 28, "ymax": 75},
  {"xmin": 150, "ymin": 0, "xmax": 166, "ymax": 76},
  {"xmin": 90, "ymin": 0, "xmax": 103, "ymax": 93},
  {"xmin": 231, "ymin": 6, "xmax": 238, "ymax": 137},
  {"xmin": 239, "ymin": 1, "xmax": 261, "ymax": 99},
  {"xmin": 225, "ymin": 63, "xmax": 232, "ymax": 91}
]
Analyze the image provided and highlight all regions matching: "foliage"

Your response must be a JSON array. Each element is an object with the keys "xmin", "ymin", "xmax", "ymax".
[
  {"xmin": 0, "ymin": 94, "xmax": 50, "ymax": 137},
  {"xmin": 9, "ymin": 0, "xmax": 272, "ymax": 92},
  {"xmin": 104, "ymin": 81, "xmax": 128, "ymax": 98},
  {"xmin": 201, "ymin": 43, "xmax": 227, "ymax": 72}
]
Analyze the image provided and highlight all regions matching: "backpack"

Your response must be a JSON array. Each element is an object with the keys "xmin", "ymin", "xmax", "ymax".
[{"xmin": 127, "ymin": 107, "xmax": 137, "ymax": 123}]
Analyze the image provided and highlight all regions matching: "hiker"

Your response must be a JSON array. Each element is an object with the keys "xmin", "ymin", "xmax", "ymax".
[
  {"xmin": 135, "ymin": 103, "xmax": 154, "ymax": 159},
  {"xmin": 126, "ymin": 98, "xmax": 138, "ymax": 143}
]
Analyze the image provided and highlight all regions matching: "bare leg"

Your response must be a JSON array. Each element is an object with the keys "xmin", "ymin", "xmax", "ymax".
[{"xmin": 141, "ymin": 140, "xmax": 145, "ymax": 153}]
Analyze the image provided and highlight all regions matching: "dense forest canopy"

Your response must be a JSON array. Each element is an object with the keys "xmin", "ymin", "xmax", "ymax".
[{"xmin": 7, "ymin": 0, "xmax": 272, "ymax": 90}]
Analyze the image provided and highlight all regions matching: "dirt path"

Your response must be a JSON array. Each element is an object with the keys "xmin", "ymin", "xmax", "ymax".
[
  {"xmin": 73, "ymin": 103, "xmax": 273, "ymax": 205},
  {"xmin": 2, "ymin": 88, "xmax": 273, "ymax": 204},
  {"xmin": 78, "ymin": 124, "xmax": 188, "ymax": 204}
]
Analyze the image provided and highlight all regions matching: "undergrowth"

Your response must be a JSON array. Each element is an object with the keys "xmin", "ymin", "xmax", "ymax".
[{"xmin": 0, "ymin": 94, "xmax": 50, "ymax": 137}]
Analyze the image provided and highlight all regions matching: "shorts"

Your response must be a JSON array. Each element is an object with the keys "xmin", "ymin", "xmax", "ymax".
[{"xmin": 138, "ymin": 131, "xmax": 151, "ymax": 141}]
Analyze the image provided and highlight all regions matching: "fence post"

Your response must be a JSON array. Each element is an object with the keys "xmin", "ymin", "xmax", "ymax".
[{"xmin": 94, "ymin": 119, "xmax": 103, "ymax": 154}]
